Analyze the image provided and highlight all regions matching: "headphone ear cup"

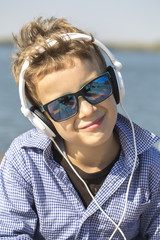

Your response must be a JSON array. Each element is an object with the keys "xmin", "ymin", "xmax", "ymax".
[
  {"xmin": 30, "ymin": 106, "xmax": 58, "ymax": 138},
  {"xmin": 107, "ymin": 66, "xmax": 120, "ymax": 104}
]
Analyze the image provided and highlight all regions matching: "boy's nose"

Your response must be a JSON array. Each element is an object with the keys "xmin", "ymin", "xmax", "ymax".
[{"xmin": 78, "ymin": 97, "xmax": 97, "ymax": 119}]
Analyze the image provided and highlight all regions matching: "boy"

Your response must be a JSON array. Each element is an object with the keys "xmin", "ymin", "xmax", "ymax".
[{"xmin": 0, "ymin": 17, "xmax": 159, "ymax": 239}]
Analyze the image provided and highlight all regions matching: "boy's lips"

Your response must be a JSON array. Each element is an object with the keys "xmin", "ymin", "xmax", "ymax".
[{"xmin": 80, "ymin": 115, "xmax": 105, "ymax": 130}]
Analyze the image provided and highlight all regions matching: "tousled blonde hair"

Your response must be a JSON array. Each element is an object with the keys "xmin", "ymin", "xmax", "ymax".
[{"xmin": 12, "ymin": 17, "xmax": 106, "ymax": 106}]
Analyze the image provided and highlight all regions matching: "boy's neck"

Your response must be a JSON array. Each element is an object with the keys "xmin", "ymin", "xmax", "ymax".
[{"xmin": 64, "ymin": 131, "xmax": 120, "ymax": 174}]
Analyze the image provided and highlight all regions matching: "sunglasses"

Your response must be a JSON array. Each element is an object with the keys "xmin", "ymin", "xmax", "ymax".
[{"xmin": 40, "ymin": 72, "xmax": 112, "ymax": 122}]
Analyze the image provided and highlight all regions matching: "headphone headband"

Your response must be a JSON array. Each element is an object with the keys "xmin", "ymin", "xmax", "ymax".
[
  {"xmin": 19, "ymin": 33, "xmax": 125, "ymax": 138},
  {"xmin": 46, "ymin": 33, "xmax": 122, "ymax": 70}
]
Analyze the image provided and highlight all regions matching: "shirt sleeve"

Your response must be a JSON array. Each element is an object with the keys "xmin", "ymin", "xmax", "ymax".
[
  {"xmin": 140, "ymin": 148, "xmax": 160, "ymax": 239},
  {"xmin": 141, "ymin": 183, "xmax": 160, "ymax": 239},
  {"xmin": 0, "ymin": 148, "xmax": 37, "ymax": 239}
]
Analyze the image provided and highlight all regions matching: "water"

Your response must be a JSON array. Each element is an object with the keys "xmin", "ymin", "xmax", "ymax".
[{"xmin": 0, "ymin": 45, "xmax": 160, "ymax": 153}]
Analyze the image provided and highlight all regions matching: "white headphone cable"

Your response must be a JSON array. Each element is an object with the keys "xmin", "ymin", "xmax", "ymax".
[
  {"xmin": 51, "ymin": 136, "xmax": 126, "ymax": 239},
  {"xmin": 109, "ymin": 102, "xmax": 138, "ymax": 239}
]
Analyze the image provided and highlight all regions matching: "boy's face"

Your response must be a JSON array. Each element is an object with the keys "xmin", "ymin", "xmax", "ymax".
[{"xmin": 37, "ymin": 57, "xmax": 117, "ymax": 149}]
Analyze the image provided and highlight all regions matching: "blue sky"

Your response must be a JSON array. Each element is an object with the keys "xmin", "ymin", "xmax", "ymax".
[{"xmin": 1, "ymin": 0, "xmax": 160, "ymax": 43}]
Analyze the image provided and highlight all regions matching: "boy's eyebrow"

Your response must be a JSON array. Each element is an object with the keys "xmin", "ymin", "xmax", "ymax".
[{"xmin": 45, "ymin": 75, "xmax": 98, "ymax": 101}]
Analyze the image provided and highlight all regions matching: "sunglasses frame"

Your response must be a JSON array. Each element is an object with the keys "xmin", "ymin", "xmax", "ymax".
[{"xmin": 40, "ymin": 71, "xmax": 112, "ymax": 122}]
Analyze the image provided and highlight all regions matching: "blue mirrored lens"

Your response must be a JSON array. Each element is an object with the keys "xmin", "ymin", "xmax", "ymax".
[
  {"xmin": 84, "ymin": 75, "xmax": 112, "ymax": 104},
  {"xmin": 47, "ymin": 95, "xmax": 78, "ymax": 121}
]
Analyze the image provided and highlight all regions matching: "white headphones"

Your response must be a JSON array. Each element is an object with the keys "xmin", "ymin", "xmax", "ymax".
[{"xmin": 19, "ymin": 33, "xmax": 125, "ymax": 138}]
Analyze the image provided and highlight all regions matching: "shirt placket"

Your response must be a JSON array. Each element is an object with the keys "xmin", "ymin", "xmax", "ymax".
[{"xmin": 75, "ymin": 154, "xmax": 132, "ymax": 239}]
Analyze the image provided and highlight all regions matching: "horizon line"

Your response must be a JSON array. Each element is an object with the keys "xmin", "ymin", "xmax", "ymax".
[{"xmin": 0, "ymin": 38, "xmax": 160, "ymax": 52}]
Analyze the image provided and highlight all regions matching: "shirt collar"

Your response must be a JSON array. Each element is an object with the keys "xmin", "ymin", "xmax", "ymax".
[
  {"xmin": 22, "ymin": 128, "xmax": 51, "ymax": 150},
  {"xmin": 22, "ymin": 114, "xmax": 159, "ymax": 166}
]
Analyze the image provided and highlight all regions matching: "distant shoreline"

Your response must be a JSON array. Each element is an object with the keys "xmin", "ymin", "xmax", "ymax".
[
  {"xmin": 106, "ymin": 42, "xmax": 160, "ymax": 52},
  {"xmin": 0, "ymin": 38, "xmax": 160, "ymax": 52},
  {"xmin": 0, "ymin": 155, "xmax": 4, "ymax": 163}
]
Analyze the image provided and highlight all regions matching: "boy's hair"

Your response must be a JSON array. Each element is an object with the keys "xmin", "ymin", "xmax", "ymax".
[{"xmin": 12, "ymin": 17, "xmax": 106, "ymax": 106}]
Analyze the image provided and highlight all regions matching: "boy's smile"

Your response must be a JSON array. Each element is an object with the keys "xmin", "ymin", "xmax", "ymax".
[{"xmin": 79, "ymin": 114, "xmax": 105, "ymax": 130}]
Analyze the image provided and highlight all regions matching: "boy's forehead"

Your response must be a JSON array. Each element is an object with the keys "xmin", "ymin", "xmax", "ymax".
[
  {"xmin": 36, "ymin": 57, "xmax": 101, "ymax": 103},
  {"xmin": 36, "ymin": 54, "xmax": 98, "ymax": 82},
  {"xmin": 38, "ymin": 57, "xmax": 100, "ymax": 84}
]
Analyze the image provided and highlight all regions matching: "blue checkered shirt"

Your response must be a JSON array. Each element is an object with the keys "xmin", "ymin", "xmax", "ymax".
[{"xmin": 0, "ymin": 114, "xmax": 160, "ymax": 239}]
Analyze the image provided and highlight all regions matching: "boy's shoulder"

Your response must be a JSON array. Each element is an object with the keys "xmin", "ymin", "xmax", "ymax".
[
  {"xmin": 11, "ymin": 128, "xmax": 50, "ymax": 149},
  {"xmin": 139, "ymin": 145, "xmax": 160, "ymax": 173},
  {"xmin": 0, "ymin": 129, "xmax": 53, "ymax": 180},
  {"xmin": 137, "ymin": 146, "xmax": 160, "ymax": 194},
  {"xmin": 4, "ymin": 128, "xmax": 51, "ymax": 163},
  {"xmin": 116, "ymin": 113, "xmax": 160, "ymax": 155}
]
